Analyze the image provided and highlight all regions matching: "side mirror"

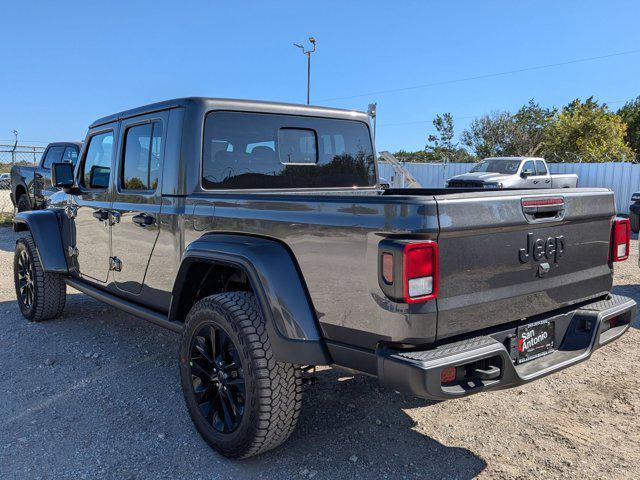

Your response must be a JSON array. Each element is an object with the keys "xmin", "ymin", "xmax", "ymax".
[
  {"xmin": 52, "ymin": 162, "xmax": 75, "ymax": 189},
  {"xmin": 521, "ymin": 169, "xmax": 534, "ymax": 178},
  {"xmin": 89, "ymin": 165, "xmax": 110, "ymax": 189}
]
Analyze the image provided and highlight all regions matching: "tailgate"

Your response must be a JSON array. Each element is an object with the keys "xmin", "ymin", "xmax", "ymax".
[{"xmin": 434, "ymin": 189, "xmax": 614, "ymax": 340}]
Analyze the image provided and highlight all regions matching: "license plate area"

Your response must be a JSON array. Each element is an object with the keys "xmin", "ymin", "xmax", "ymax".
[{"xmin": 517, "ymin": 319, "xmax": 555, "ymax": 364}]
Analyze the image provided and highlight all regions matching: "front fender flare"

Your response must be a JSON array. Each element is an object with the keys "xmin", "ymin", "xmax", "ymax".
[
  {"xmin": 170, "ymin": 234, "xmax": 330, "ymax": 365},
  {"xmin": 13, "ymin": 210, "xmax": 68, "ymax": 274}
]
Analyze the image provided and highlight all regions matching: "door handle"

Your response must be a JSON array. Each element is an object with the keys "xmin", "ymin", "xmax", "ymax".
[
  {"xmin": 545, "ymin": 179, "xmax": 550, "ymax": 183},
  {"xmin": 92, "ymin": 209, "xmax": 109, "ymax": 221},
  {"xmin": 132, "ymin": 213, "xmax": 155, "ymax": 227},
  {"xmin": 533, "ymin": 180, "xmax": 539, "ymax": 184}
]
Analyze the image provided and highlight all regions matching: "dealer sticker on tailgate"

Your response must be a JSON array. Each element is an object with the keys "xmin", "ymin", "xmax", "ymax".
[{"xmin": 517, "ymin": 319, "xmax": 555, "ymax": 364}]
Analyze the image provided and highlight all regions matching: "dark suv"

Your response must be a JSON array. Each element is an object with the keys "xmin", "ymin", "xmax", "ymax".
[{"xmin": 13, "ymin": 97, "xmax": 636, "ymax": 458}]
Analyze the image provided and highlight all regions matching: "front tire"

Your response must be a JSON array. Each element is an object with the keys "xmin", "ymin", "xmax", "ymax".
[
  {"xmin": 630, "ymin": 213, "xmax": 639, "ymax": 234},
  {"xmin": 14, "ymin": 236, "xmax": 66, "ymax": 321},
  {"xmin": 17, "ymin": 194, "xmax": 31, "ymax": 212},
  {"xmin": 179, "ymin": 292, "xmax": 302, "ymax": 459}
]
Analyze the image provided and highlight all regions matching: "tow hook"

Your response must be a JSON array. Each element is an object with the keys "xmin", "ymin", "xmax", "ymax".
[{"xmin": 473, "ymin": 365, "xmax": 501, "ymax": 380}]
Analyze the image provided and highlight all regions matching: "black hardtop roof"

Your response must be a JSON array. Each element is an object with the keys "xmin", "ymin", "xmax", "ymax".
[
  {"xmin": 46, "ymin": 141, "xmax": 83, "ymax": 148},
  {"xmin": 89, "ymin": 97, "xmax": 369, "ymax": 128}
]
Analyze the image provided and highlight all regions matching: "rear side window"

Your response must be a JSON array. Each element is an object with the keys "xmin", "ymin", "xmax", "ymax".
[
  {"xmin": 202, "ymin": 111, "xmax": 375, "ymax": 189},
  {"xmin": 62, "ymin": 146, "xmax": 79, "ymax": 166},
  {"xmin": 41, "ymin": 146, "xmax": 65, "ymax": 169},
  {"xmin": 82, "ymin": 132, "xmax": 114, "ymax": 189},
  {"xmin": 121, "ymin": 122, "xmax": 163, "ymax": 191},
  {"xmin": 535, "ymin": 160, "xmax": 548, "ymax": 175}
]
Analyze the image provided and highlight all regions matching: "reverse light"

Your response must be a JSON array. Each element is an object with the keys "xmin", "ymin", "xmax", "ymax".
[
  {"xmin": 403, "ymin": 241, "xmax": 439, "ymax": 303},
  {"xmin": 612, "ymin": 217, "xmax": 630, "ymax": 262}
]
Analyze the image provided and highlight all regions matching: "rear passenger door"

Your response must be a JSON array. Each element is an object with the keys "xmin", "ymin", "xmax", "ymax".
[
  {"xmin": 535, "ymin": 160, "xmax": 551, "ymax": 187},
  {"xmin": 110, "ymin": 113, "xmax": 166, "ymax": 295}
]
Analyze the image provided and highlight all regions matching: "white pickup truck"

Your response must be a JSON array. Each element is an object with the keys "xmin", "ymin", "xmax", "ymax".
[{"xmin": 446, "ymin": 157, "xmax": 578, "ymax": 189}]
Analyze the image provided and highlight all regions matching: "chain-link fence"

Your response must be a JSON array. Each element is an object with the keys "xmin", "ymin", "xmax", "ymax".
[{"xmin": 0, "ymin": 144, "xmax": 46, "ymax": 216}]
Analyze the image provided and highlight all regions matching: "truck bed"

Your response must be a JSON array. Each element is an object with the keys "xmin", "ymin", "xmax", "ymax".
[{"xmin": 175, "ymin": 186, "xmax": 616, "ymax": 354}]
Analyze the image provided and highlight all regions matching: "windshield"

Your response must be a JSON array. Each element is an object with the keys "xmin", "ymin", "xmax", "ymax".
[{"xmin": 470, "ymin": 160, "xmax": 520, "ymax": 174}]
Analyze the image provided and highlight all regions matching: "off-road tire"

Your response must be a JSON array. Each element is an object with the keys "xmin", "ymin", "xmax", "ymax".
[
  {"xmin": 14, "ymin": 236, "xmax": 66, "ymax": 321},
  {"xmin": 630, "ymin": 213, "xmax": 639, "ymax": 234},
  {"xmin": 17, "ymin": 194, "xmax": 31, "ymax": 212},
  {"xmin": 179, "ymin": 292, "xmax": 302, "ymax": 458}
]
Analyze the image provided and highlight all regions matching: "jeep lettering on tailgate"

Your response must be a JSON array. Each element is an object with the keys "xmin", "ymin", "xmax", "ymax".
[{"xmin": 519, "ymin": 233, "xmax": 565, "ymax": 264}]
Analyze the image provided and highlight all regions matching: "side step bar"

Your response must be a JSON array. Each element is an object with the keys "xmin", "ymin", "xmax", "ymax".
[{"xmin": 65, "ymin": 277, "xmax": 184, "ymax": 333}]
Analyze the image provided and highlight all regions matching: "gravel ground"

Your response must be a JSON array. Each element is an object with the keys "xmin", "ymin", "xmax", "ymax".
[{"xmin": 0, "ymin": 226, "xmax": 638, "ymax": 480}]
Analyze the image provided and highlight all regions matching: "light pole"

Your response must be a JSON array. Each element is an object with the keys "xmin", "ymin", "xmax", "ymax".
[
  {"xmin": 293, "ymin": 37, "xmax": 317, "ymax": 104},
  {"xmin": 368, "ymin": 103, "xmax": 377, "ymax": 141},
  {"xmin": 11, "ymin": 130, "xmax": 18, "ymax": 164}
]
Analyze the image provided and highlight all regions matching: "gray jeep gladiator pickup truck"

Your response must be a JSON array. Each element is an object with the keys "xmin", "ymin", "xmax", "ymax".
[
  {"xmin": 10, "ymin": 141, "xmax": 81, "ymax": 211},
  {"xmin": 12, "ymin": 98, "xmax": 636, "ymax": 459}
]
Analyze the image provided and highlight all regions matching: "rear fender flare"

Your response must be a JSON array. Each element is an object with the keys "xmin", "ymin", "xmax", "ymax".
[
  {"xmin": 170, "ymin": 234, "xmax": 330, "ymax": 365},
  {"xmin": 13, "ymin": 210, "xmax": 68, "ymax": 274}
]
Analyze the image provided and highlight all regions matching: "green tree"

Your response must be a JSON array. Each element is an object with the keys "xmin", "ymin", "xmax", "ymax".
[
  {"xmin": 425, "ymin": 113, "xmax": 475, "ymax": 162},
  {"xmin": 617, "ymin": 96, "xmax": 640, "ymax": 160},
  {"xmin": 393, "ymin": 149, "xmax": 434, "ymax": 163},
  {"xmin": 461, "ymin": 111, "xmax": 514, "ymax": 158},
  {"xmin": 510, "ymin": 100, "xmax": 556, "ymax": 156},
  {"xmin": 543, "ymin": 97, "xmax": 633, "ymax": 162},
  {"xmin": 461, "ymin": 100, "xmax": 555, "ymax": 158}
]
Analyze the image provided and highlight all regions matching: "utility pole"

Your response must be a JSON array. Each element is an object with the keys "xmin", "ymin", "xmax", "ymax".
[
  {"xmin": 293, "ymin": 37, "xmax": 317, "ymax": 104},
  {"xmin": 11, "ymin": 130, "xmax": 18, "ymax": 165}
]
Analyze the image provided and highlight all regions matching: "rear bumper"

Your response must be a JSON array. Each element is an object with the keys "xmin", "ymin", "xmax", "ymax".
[{"xmin": 377, "ymin": 295, "xmax": 636, "ymax": 400}]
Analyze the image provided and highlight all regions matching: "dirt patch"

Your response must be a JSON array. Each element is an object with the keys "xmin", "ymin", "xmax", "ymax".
[{"xmin": 0, "ymin": 226, "xmax": 638, "ymax": 479}]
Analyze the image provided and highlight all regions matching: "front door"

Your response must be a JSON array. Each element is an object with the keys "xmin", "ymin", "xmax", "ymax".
[
  {"xmin": 110, "ymin": 114, "xmax": 166, "ymax": 294},
  {"xmin": 35, "ymin": 145, "xmax": 64, "ymax": 206},
  {"xmin": 521, "ymin": 159, "xmax": 544, "ymax": 189},
  {"xmin": 72, "ymin": 127, "xmax": 117, "ymax": 283}
]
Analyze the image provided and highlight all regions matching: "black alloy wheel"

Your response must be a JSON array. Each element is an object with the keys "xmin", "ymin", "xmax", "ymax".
[
  {"xmin": 16, "ymin": 248, "xmax": 34, "ymax": 310},
  {"xmin": 13, "ymin": 236, "xmax": 66, "ymax": 322},
  {"xmin": 179, "ymin": 292, "xmax": 302, "ymax": 458},
  {"xmin": 189, "ymin": 323, "xmax": 246, "ymax": 434}
]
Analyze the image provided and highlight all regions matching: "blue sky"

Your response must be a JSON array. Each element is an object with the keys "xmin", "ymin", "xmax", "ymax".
[{"xmin": 1, "ymin": 0, "xmax": 639, "ymax": 152}]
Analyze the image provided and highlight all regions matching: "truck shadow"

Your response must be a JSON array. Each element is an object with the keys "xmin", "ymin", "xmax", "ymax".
[
  {"xmin": 0, "ymin": 293, "xmax": 486, "ymax": 479},
  {"xmin": 250, "ymin": 368, "xmax": 487, "ymax": 478}
]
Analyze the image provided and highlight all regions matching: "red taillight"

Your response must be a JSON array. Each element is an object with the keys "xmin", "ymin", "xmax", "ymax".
[
  {"xmin": 403, "ymin": 241, "xmax": 438, "ymax": 303},
  {"xmin": 612, "ymin": 218, "xmax": 630, "ymax": 262}
]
